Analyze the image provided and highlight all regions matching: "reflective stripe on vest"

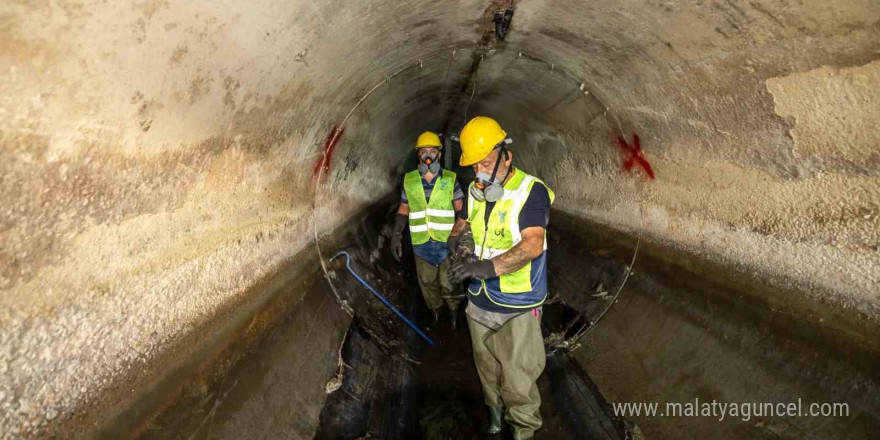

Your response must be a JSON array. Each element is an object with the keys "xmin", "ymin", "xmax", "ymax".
[
  {"xmin": 467, "ymin": 168, "xmax": 555, "ymax": 309},
  {"xmin": 404, "ymin": 169, "xmax": 457, "ymax": 245}
]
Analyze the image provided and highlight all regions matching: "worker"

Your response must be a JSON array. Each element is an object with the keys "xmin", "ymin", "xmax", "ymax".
[
  {"xmin": 447, "ymin": 116, "xmax": 554, "ymax": 440},
  {"xmin": 390, "ymin": 131, "xmax": 466, "ymax": 329}
]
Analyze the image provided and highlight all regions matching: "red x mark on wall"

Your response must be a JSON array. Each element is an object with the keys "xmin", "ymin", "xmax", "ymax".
[{"xmin": 615, "ymin": 133, "xmax": 654, "ymax": 180}]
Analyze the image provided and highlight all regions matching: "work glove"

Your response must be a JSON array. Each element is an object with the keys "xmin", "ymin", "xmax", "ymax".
[
  {"xmin": 449, "ymin": 259, "xmax": 496, "ymax": 283},
  {"xmin": 390, "ymin": 214, "xmax": 407, "ymax": 262},
  {"xmin": 391, "ymin": 234, "xmax": 403, "ymax": 262},
  {"xmin": 447, "ymin": 233, "xmax": 461, "ymax": 255},
  {"xmin": 447, "ymin": 230, "xmax": 475, "ymax": 262}
]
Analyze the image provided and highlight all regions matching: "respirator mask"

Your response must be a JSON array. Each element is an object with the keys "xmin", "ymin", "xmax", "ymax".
[
  {"xmin": 417, "ymin": 152, "xmax": 441, "ymax": 175},
  {"xmin": 470, "ymin": 143, "xmax": 511, "ymax": 203}
]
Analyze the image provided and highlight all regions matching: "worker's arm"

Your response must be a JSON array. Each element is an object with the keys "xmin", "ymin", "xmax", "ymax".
[
  {"xmin": 450, "ymin": 218, "xmax": 468, "ymax": 236},
  {"xmin": 452, "ymin": 198, "xmax": 464, "ymax": 217},
  {"xmin": 449, "ymin": 226, "xmax": 544, "ymax": 281},
  {"xmin": 490, "ymin": 226, "xmax": 545, "ymax": 276},
  {"xmin": 390, "ymin": 203, "xmax": 409, "ymax": 261},
  {"xmin": 449, "ymin": 198, "xmax": 467, "ymax": 236},
  {"xmin": 393, "ymin": 203, "xmax": 409, "ymax": 233},
  {"xmin": 491, "ymin": 183, "xmax": 550, "ymax": 276},
  {"xmin": 449, "ymin": 184, "xmax": 549, "ymax": 282}
]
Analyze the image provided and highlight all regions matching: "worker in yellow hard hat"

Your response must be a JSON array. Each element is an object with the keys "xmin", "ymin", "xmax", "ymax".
[
  {"xmin": 446, "ymin": 116, "xmax": 555, "ymax": 440},
  {"xmin": 390, "ymin": 131, "xmax": 465, "ymax": 329}
]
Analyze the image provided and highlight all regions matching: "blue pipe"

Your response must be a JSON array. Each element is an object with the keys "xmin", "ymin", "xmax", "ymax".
[{"xmin": 331, "ymin": 251, "xmax": 435, "ymax": 346}]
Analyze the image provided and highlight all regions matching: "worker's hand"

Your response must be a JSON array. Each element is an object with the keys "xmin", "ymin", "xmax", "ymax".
[
  {"xmin": 447, "ymin": 234, "xmax": 461, "ymax": 255},
  {"xmin": 390, "ymin": 233, "xmax": 403, "ymax": 262},
  {"xmin": 447, "ymin": 230, "xmax": 475, "ymax": 262},
  {"xmin": 449, "ymin": 259, "xmax": 496, "ymax": 283}
]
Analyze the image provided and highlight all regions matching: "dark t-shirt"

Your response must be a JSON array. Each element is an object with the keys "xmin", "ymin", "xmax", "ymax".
[{"xmin": 460, "ymin": 180, "xmax": 551, "ymax": 230}]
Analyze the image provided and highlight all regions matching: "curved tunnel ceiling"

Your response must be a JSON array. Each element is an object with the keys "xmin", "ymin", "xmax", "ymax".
[{"xmin": 1, "ymin": 0, "xmax": 879, "ymax": 437}]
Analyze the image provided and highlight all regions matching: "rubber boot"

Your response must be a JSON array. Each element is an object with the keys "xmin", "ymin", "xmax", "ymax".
[
  {"xmin": 449, "ymin": 306, "xmax": 458, "ymax": 331},
  {"xmin": 513, "ymin": 430, "xmax": 535, "ymax": 440},
  {"xmin": 486, "ymin": 405, "xmax": 504, "ymax": 434}
]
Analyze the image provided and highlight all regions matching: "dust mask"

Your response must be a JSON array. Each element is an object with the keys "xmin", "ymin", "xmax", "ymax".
[
  {"xmin": 470, "ymin": 146, "xmax": 510, "ymax": 203},
  {"xmin": 418, "ymin": 153, "xmax": 441, "ymax": 175}
]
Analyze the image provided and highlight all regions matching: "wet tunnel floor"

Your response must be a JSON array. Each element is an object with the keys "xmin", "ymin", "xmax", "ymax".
[
  {"xmin": 399, "ymin": 308, "xmax": 585, "ymax": 440},
  {"xmin": 417, "ymin": 313, "xmax": 625, "ymax": 440},
  {"xmin": 133, "ymin": 204, "xmax": 632, "ymax": 440},
  {"xmin": 408, "ymin": 309, "xmax": 490, "ymax": 440},
  {"xmin": 309, "ymin": 206, "xmax": 628, "ymax": 440},
  {"xmin": 313, "ymin": 233, "xmax": 628, "ymax": 440},
  {"xmin": 130, "ymin": 205, "xmax": 880, "ymax": 440},
  {"xmin": 314, "ymin": 302, "xmax": 625, "ymax": 440}
]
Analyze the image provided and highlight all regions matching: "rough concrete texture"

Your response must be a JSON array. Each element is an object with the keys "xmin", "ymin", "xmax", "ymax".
[
  {"xmin": 546, "ymin": 214, "xmax": 879, "ymax": 439},
  {"xmin": 1, "ymin": 0, "xmax": 878, "ymax": 438},
  {"xmin": 131, "ymin": 263, "xmax": 352, "ymax": 440}
]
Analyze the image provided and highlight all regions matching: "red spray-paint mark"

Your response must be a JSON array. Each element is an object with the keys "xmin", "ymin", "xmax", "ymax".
[
  {"xmin": 616, "ymin": 133, "xmax": 654, "ymax": 180},
  {"xmin": 313, "ymin": 125, "xmax": 345, "ymax": 182}
]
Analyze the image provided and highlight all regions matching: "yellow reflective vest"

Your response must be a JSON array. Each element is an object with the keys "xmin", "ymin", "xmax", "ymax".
[
  {"xmin": 467, "ymin": 168, "xmax": 554, "ymax": 309},
  {"xmin": 404, "ymin": 169, "xmax": 457, "ymax": 244}
]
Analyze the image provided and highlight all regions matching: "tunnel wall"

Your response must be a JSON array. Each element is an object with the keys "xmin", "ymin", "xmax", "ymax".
[
  {"xmin": 1, "ymin": 0, "xmax": 878, "ymax": 438},
  {"xmin": 469, "ymin": 0, "xmax": 880, "ymax": 300},
  {"xmin": 0, "ymin": 0, "xmax": 490, "ymax": 436},
  {"xmin": 548, "ymin": 212, "xmax": 880, "ymax": 439}
]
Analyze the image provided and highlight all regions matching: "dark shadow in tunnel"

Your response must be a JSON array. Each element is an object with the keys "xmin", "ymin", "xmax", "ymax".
[
  {"xmin": 312, "ymin": 203, "xmax": 631, "ymax": 440},
  {"xmin": 316, "ymin": 200, "xmax": 880, "ymax": 440},
  {"xmin": 541, "ymin": 352, "xmax": 629, "ymax": 440}
]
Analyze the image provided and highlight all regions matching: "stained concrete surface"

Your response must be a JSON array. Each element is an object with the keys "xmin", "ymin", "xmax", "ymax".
[
  {"xmin": 118, "ymin": 204, "xmax": 879, "ymax": 440},
  {"xmin": 126, "ymin": 204, "xmax": 634, "ymax": 440},
  {"xmin": 118, "ymin": 203, "xmax": 399, "ymax": 440},
  {"xmin": 133, "ymin": 262, "xmax": 350, "ymax": 440},
  {"xmin": 1, "ymin": 0, "xmax": 879, "ymax": 438},
  {"xmin": 548, "ymin": 213, "xmax": 880, "ymax": 440}
]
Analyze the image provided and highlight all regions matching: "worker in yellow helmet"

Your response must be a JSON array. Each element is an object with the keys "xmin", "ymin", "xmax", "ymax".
[
  {"xmin": 390, "ymin": 131, "xmax": 466, "ymax": 329},
  {"xmin": 446, "ymin": 117, "xmax": 554, "ymax": 440}
]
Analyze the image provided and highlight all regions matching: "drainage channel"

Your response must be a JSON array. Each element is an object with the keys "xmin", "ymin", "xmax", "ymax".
[
  {"xmin": 313, "ymin": 205, "xmax": 631, "ymax": 440},
  {"xmin": 313, "ymin": 299, "xmax": 631, "ymax": 440},
  {"xmin": 121, "ymin": 198, "xmax": 880, "ymax": 440},
  {"xmin": 131, "ymin": 201, "xmax": 635, "ymax": 440}
]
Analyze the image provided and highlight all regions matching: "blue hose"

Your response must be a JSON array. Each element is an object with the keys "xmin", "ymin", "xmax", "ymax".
[{"xmin": 331, "ymin": 251, "xmax": 436, "ymax": 346}]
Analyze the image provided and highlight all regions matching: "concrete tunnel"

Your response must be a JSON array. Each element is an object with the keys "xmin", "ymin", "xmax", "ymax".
[{"xmin": 1, "ymin": 0, "xmax": 879, "ymax": 438}]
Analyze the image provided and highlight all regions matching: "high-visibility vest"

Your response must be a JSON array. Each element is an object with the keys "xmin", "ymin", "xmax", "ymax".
[
  {"xmin": 467, "ymin": 168, "xmax": 555, "ymax": 309},
  {"xmin": 404, "ymin": 169, "xmax": 457, "ymax": 244}
]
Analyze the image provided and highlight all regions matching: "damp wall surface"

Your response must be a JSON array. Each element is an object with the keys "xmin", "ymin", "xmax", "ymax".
[
  {"xmin": 1, "ymin": 0, "xmax": 878, "ymax": 438},
  {"xmin": 548, "ymin": 212, "xmax": 880, "ymax": 439}
]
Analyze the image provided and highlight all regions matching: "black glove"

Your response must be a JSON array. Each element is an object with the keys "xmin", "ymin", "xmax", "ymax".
[
  {"xmin": 391, "ymin": 234, "xmax": 403, "ymax": 262},
  {"xmin": 449, "ymin": 259, "xmax": 496, "ymax": 283},
  {"xmin": 390, "ymin": 214, "xmax": 407, "ymax": 262},
  {"xmin": 447, "ymin": 230, "xmax": 475, "ymax": 262},
  {"xmin": 447, "ymin": 234, "xmax": 461, "ymax": 255}
]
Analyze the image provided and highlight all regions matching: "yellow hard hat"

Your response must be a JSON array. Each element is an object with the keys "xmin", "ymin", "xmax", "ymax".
[
  {"xmin": 459, "ymin": 117, "xmax": 507, "ymax": 166},
  {"xmin": 415, "ymin": 131, "xmax": 442, "ymax": 149}
]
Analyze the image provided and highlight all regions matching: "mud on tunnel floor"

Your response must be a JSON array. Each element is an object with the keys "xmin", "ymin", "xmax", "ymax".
[
  {"xmin": 134, "ymin": 202, "xmax": 633, "ymax": 440},
  {"xmin": 121, "ymin": 201, "xmax": 879, "ymax": 440}
]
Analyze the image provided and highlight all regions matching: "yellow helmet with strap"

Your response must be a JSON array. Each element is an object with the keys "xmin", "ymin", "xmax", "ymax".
[
  {"xmin": 459, "ymin": 117, "xmax": 507, "ymax": 166},
  {"xmin": 415, "ymin": 131, "xmax": 443, "ymax": 149}
]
